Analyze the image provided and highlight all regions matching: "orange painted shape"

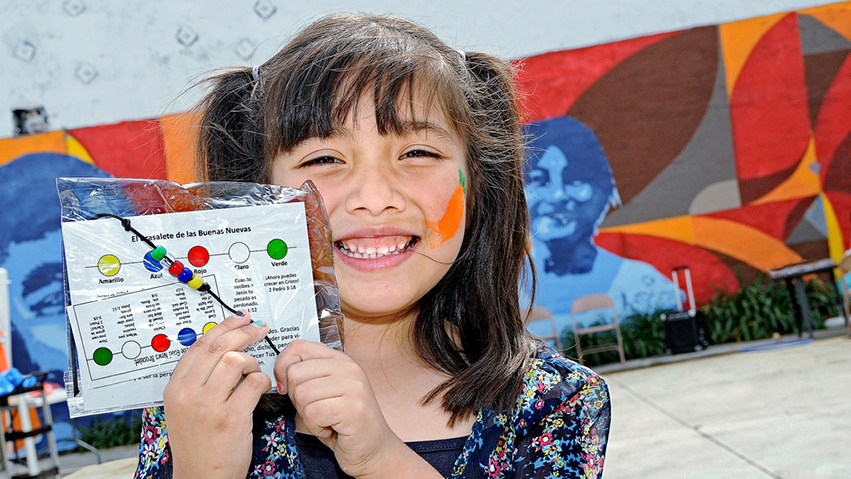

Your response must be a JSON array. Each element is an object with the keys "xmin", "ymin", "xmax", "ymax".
[
  {"xmin": 691, "ymin": 216, "xmax": 802, "ymax": 270},
  {"xmin": 751, "ymin": 135, "xmax": 822, "ymax": 205},
  {"xmin": 160, "ymin": 111, "xmax": 201, "ymax": 184},
  {"xmin": 719, "ymin": 13, "xmax": 789, "ymax": 97},
  {"xmin": 0, "ymin": 131, "xmax": 66, "ymax": 167},
  {"xmin": 802, "ymin": 2, "xmax": 851, "ymax": 42},
  {"xmin": 428, "ymin": 183, "xmax": 465, "ymax": 249},
  {"xmin": 600, "ymin": 215, "xmax": 696, "ymax": 245}
]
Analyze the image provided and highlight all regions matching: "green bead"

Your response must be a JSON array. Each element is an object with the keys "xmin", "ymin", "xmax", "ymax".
[{"xmin": 150, "ymin": 245, "xmax": 167, "ymax": 261}]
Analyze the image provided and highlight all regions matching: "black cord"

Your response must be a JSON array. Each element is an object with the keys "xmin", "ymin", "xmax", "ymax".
[{"xmin": 89, "ymin": 213, "xmax": 280, "ymax": 354}]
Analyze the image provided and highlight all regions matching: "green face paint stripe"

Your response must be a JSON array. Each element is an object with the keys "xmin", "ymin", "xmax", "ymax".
[{"xmin": 459, "ymin": 169, "xmax": 466, "ymax": 195}]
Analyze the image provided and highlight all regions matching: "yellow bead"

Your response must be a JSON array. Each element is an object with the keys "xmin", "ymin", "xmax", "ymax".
[{"xmin": 187, "ymin": 274, "xmax": 203, "ymax": 290}]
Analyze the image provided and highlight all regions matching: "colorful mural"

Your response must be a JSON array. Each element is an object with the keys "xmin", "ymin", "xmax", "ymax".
[
  {"xmin": 2, "ymin": 3, "xmax": 851, "ymax": 371},
  {"xmin": 517, "ymin": 1, "xmax": 851, "ymax": 331},
  {"xmin": 0, "ymin": 114, "xmax": 198, "ymax": 384}
]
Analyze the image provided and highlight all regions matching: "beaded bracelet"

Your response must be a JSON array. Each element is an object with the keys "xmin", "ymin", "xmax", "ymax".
[{"xmin": 90, "ymin": 212, "xmax": 280, "ymax": 354}]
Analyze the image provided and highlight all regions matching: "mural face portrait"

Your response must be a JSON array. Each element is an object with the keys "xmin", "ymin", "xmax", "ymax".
[
  {"xmin": 0, "ymin": 152, "xmax": 110, "ymax": 383},
  {"xmin": 525, "ymin": 116, "xmax": 619, "ymax": 274}
]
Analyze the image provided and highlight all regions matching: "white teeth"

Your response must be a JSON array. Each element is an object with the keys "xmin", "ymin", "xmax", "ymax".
[{"xmin": 337, "ymin": 238, "xmax": 415, "ymax": 259}]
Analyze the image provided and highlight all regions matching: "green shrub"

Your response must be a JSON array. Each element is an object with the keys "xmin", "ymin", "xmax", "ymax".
[
  {"xmin": 75, "ymin": 413, "xmax": 142, "ymax": 450},
  {"xmin": 701, "ymin": 273, "xmax": 834, "ymax": 343},
  {"xmin": 556, "ymin": 273, "xmax": 839, "ymax": 367}
]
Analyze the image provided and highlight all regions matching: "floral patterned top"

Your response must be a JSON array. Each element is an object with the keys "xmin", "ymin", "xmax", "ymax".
[{"xmin": 135, "ymin": 347, "xmax": 610, "ymax": 478}]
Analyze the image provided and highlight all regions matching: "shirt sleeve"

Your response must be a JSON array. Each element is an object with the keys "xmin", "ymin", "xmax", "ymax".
[
  {"xmin": 513, "ymin": 361, "xmax": 611, "ymax": 478},
  {"xmin": 134, "ymin": 406, "xmax": 174, "ymax": 479}
]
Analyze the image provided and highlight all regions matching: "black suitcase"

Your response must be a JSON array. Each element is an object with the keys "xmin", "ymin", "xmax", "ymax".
[{"xmin": 661, "ymin": 266, "xmax": 710, "ymax": 354}]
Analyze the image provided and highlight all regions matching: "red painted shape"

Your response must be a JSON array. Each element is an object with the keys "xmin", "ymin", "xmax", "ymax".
[
  {"xmin": 825, "ymin": 191, "xmax": 851, "ymax": 249},
  {"xmin": 814, "ymin": 53, "xmax": 851, "ymax": 187},
  {"xmin": 68, "ymin": 119, "xmax": 167, "ymax": 179},
  {"xmin": 595, "ymin": 232, "xmax": 738, "ymax": 306},
  {"xmin": 729, "ymin": 14, "xmax": 810, "ymax": 183},
  {"xmin": 515, "ymin": 31, "xmax": 677, "ymax": 123},
  {"xmin": 703, "ymin": 196, "xmax": 816, "ymax": 242}
]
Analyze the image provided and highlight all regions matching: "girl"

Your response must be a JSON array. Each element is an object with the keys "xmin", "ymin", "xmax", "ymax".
[{"xmin": 135, "ymin": 12, "xmax": 610, "ymax": 479}]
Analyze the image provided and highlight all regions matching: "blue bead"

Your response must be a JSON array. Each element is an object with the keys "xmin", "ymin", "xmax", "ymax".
[{"xmin": 178, "ymin": 267, "xmax": 193, "ymax": 283}]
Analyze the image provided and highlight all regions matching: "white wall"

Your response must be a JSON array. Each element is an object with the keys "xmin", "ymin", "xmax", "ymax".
[{"xmin": 0, "ymin": 0, "xmax": 837, "ymax": 137}]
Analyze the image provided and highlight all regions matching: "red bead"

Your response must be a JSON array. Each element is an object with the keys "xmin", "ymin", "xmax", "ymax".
[{"xmin": 169, "ymin": 261, "xmax": 184, "ymax": 276}]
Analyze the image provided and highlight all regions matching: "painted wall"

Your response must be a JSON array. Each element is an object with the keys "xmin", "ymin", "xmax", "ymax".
[
  {"xmin": 520, "ymin": 2, "xmax": 851, "ymax": 333},
  {"xmin": 0, "ymin": 0, "xmax": 847, "ymax": 383},
  {"xmin": 1, "ymin": 0, "xmax": 837, "ymax": 137}
]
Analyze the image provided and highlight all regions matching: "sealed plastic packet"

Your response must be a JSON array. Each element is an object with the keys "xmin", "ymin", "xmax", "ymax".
[{"xmin": 57, "ymin": 178, "xmax": 342, "ymax": 417}]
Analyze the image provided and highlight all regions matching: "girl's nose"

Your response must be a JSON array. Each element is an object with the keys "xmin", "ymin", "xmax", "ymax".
[{"xmin": 344, "ymin": 163, "xmax": 406, "ymax": 215}]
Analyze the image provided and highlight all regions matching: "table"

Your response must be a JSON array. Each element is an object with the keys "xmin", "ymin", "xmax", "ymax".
[{"xmin": 768, "ymin": 258, "xmax": 849, "ymax": 338}]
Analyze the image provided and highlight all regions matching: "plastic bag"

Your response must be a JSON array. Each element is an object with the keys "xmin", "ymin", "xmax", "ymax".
[{"xmin": 58, "ymin": 178, "xmax": 342, "ymax": 416}]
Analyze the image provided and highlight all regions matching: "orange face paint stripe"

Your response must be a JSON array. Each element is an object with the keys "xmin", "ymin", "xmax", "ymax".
[{"xmin": 427, "ymin": 170, "xmax": 466, "ymax": 249}]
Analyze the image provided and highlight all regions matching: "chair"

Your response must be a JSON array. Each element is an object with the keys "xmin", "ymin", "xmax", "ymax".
[
  {"xmin": 524, "ymin": 306, "xmax": 562, "ymax": 350},
  {"xmin": 0, "ymin": 372, "xmax": 61, "ymax": 478},
  {"xmin": 0, "ymin": 267, "xmax": 99, "ymax": 478},
  {"xmin": 571, "ymin": 293, "xmax": 625, "ymax": 365}
]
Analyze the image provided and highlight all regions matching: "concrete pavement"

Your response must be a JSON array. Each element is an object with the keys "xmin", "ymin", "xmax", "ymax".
[{"xmin": 602, "ymin": 335, "xmax": 850, "ymax": 478}]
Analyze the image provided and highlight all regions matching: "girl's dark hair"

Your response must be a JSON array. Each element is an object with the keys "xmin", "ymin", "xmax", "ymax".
[{"xmin": 196, "ymin": 12, "xmax": 536, "ymax": 423}]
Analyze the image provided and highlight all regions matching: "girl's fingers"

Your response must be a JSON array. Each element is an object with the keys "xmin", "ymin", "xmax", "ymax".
[
  {"xmin": 273, "ymin": 339, "xmax": 338, "ymax": 391},
  {"xmin": 172, "ymin": 312, "xmax": 269, "ymax": 385},
  {"xmin": 300, "ymin": 396, "xmax": 346, "ymax": 438},
  {"xmin": 171, "ymin": 311, "xmax": 251, "ymax": 378},
  {"xmin": 227, "ymin": 371, "xmax": 273, "ymax": 407},
  {"xmin": 205, "ymin": 350, "xmax": 265, "ymax": 402}
]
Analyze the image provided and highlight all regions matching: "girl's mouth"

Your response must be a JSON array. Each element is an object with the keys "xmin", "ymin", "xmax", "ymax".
[{"xmin": 335, "ymin": 236, "xmax": 419, "ymax": 259}]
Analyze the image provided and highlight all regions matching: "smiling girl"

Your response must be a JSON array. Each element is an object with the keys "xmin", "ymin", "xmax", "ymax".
[{"xmin": 135, "ymin": 12, "xmax": 609, "ymax": 479}]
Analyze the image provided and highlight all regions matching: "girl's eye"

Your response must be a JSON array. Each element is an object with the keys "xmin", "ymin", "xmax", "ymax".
[
  {"xmin": 400, "ymin": 149, "xmax": 442, "ymax": 160},
  {"xmin": 300, "ymin": 156, "xmax": 342, "ymax": 167}
]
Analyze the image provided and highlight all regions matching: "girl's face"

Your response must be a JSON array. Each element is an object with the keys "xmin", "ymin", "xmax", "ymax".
[{"xmin": 271, "ymin": 96, "xmax": 468, "ymax": 321}]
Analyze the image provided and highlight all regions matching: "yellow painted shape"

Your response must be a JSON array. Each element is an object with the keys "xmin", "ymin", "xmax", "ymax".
[
  {"xmin": 719, "ymin": 13, "xmax": 789, "ymax": 97},
  {"xmin": 600, "ymin": 216, "xmax": 696, "ymax": 244},
  {"xmin": 752, "ymin": 135, "xmax": 822, "ymax": 205},
  {"xmin": 821, "ymin": 193, "xmax": 846, "ymax": 265},
  {"xmin": 603, "ymin": 215, "xmax": 803, "ymax": 271},
  {"xmin": 692, "ymin": 216, "xmax": 801, "ymax": 270},
  {"xmin": 65, "ymin": 133, "xmax": 95, "ymax": 165},
  {"xmin": 160, "ymin": 111, "xmax": 201, "ymax": 184},
  {"xmin": 0, "ymin": 131, "xmax": 66, "ymax": 167},
  {"xmin": 801, "ymin": 2, "xmax": 851, "ymax": 42}
]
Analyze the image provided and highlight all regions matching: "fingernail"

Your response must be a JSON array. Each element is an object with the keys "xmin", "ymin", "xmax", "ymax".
[
  {"xmin": 252, "ymin": 319, "xmax": 267, "ymax": 328},
  {"xmin": 276, "ymin": 382, "xmax": 284, "ymax": 394},
  {"xmin": 235, "ymin": 310, "xmax": 245, "ymax": 317}
]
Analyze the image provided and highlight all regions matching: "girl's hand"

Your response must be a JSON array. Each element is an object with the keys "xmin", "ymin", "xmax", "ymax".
[
  {"xmin": 275, "ymin": 340, "xmax": 441, "ymax": 479},
  {"xmin": 163, "ymin": 312, "xmax": 272, "ymax": 479}
]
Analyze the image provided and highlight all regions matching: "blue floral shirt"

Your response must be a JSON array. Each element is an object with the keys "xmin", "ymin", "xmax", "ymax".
[{"xmin": 135, "ymin": 347, "xmax": 610, "ymax": 478}]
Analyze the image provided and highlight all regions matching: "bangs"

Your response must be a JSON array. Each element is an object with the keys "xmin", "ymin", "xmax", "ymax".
[{"xmin": 263, "ymin": 40, "xmax": 469, "ymax": 155}]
